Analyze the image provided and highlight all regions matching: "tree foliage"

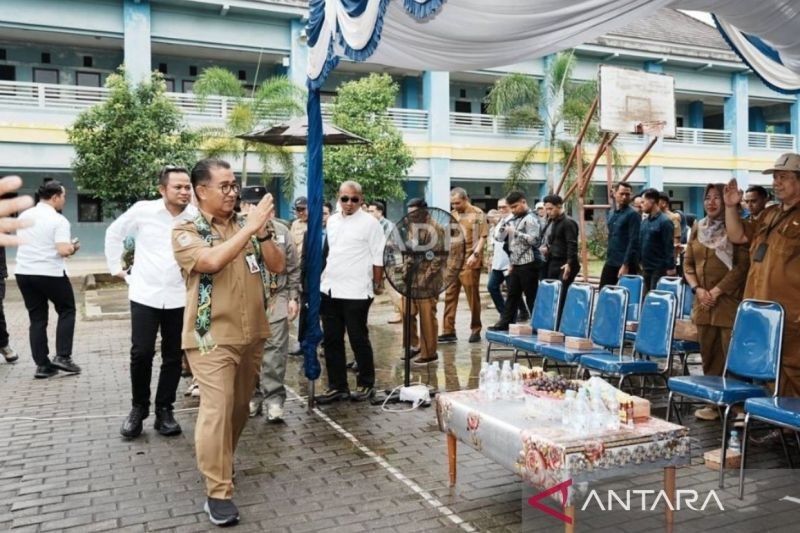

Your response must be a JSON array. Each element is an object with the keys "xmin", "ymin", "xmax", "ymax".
[
  {"xmin": 487, "ymin": 51, "xmax": 623, "ymax": 197},
  {"xmin": 193, "ymin": 67, "xmax": 305, "ymax": 189},
  {"xmin": 68, "ymin": 70, "xmax": 198, "ymax": 214},
  {"xmin": 323, "ymin": 73, "xmax": 414, "ymax": 201}
]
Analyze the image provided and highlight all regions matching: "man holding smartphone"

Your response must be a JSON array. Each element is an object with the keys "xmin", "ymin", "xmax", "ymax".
[{"xmin": 105, "ymin": 166, "xmax": 197, "ymax": 439}]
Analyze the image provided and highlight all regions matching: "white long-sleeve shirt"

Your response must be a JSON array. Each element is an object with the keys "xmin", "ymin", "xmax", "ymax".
[{"xmin": 105, "ymin": 199, "xmax": 197, "ymax": 309}]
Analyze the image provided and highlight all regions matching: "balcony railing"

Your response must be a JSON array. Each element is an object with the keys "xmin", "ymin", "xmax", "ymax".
[
  {"xmin": 0, "ymin": 80, "xmax": 429, "ymax": 131},
  {"xmin": 449, "ymin": 112, "xmax": 543, "ymax": 137},
  {"xmin": 748, "ymin": 131, "xmax": 796, "ymax": 151},
  {"xmin": 665, "ymin": 127, "xmax": 732, "ymax": 146}
]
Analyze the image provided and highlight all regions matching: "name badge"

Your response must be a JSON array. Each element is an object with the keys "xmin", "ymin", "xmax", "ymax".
[
  {"xmin": 245, "ymin": 253, "xmax": 261, "ymax": 274},
  {"xmin": 753, "ymin": 242, "xmax": 768, "ymax": 263},
  {"xmin": 276, "ymin": 234, "xmax": 286, "ymax": 244}
]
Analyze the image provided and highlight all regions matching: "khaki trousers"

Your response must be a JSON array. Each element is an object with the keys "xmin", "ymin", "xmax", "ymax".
[
  {"xmin": 403, "ymin": 297, "xmax": 438, "ymax": 357},
  {"xmin": 186, "ymin": 339, "xmax": 264, "ymax": 499},
  {"xmin": 696, "ymin": 324, "xmax": 731, "ymax": 377},
  {"xmin": 442, "ymin": 268, "xmax": 482, "ymax": 336},
  {"xmin": 779, "ymin": 327, "xmax": 800, "ymax": 397}
]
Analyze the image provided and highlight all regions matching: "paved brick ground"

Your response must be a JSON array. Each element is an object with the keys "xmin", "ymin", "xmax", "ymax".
[{"xmin": 1, "ymin": 282, "xmax": 799, "ymax": 532}]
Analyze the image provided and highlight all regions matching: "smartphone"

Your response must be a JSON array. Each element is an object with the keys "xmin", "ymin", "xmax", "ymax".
[{"xmin": 240, "ymin": 185, "xmax": 267, "ymax": 204}]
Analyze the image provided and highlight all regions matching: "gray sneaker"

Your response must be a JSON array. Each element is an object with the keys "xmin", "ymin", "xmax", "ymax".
[
  {"xmin": 204, "ymin": 498, "xmax": 239, "ymax": 527},
  {"xmin": 266, "ymin": 404, "xmax": 284, "ymax": 423},
  {"xmin": 0, "ymin": 345, "xmax": 18, "ymax": 363}
]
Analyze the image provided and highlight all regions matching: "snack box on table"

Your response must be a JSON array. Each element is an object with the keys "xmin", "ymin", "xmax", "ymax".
[
  {"xmin": 509, "ymin": 323, "xmax": 533, "ymax": 336},
  {"xmin": 626, "ymin": 321, "xmax": 638, "ymax": 332},
  {"xmin": 703, "ymin": 448, "xmax": 741, "ymax": 470},
  {"xmin": 537, "ymin": 330, "xmax": 565, "ymax": 343},
  {"xmin": 674, "ymin": 319, "xmax": 698, "ymax": 342},
  {"xmin": 565, "ymin": 336, "xmax": 594, "ymax": 350}
]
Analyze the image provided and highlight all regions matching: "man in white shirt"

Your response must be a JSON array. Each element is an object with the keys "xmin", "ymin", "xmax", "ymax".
[
  {"xmin": 15, "ymin": 180, "xmax": 81, "ymax": 379},
  {"xmin": 315, "ymin": 181, "xmax": 385, "ymax": 404},
  {"xmin": 105, "ymin": 166, "xmax": 197, "ymax": 439}
]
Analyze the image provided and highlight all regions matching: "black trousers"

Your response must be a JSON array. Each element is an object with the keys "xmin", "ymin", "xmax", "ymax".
[
  {"xmin": 15, "ymin": 274, "xmax": 75, "ymax": 367},
  {"xmin": 544, "ymin": 258, "xmax": 579, "ymax": 321},
  {"xmin": 0, "ymin": 281, "xmax": 9, "ymax": 348},
  {"xmin": 499, "ymin": 262, "xmax": 539, "ymax": 326},
  {"xmin": 642, "ymin": 268, "xmax": 668, "ymax": 294},
  {"xmin": 599, "ymin": 263, "xmax": 640, "ymax": 289},
  {"xmin": 130, "ymin": 301, "xmax": 184, "ymax": 410},
  {"xmin": 298, "ymin": 291, "xmax": 308, "ymax": 343},
  {"xmin": 321, "ymin": 293, "xmax": 374, "ymax": 391}
]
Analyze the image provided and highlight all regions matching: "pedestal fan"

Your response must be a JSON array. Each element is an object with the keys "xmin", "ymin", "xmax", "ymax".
[{"xmin": 377, "ymin": 205, "xmax": 465, "ymax": 404}]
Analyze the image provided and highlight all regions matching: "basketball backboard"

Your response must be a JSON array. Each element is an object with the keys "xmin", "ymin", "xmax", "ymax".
[{"xmin": 598, "ymin": 65, "xmax": 676, "ymax": 138}]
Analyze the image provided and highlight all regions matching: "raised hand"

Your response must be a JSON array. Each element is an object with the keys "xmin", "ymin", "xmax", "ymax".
[
  {"xmin": 0, "ymin": 175, "xmax": 34, "ymax": 247},
  {"xmin": 723, "ymin": 179, "xmax": 743, "ymax": 208},
  {"xmin": 244, "ymin": 193, "xmax": 275, "ymax": 236}
]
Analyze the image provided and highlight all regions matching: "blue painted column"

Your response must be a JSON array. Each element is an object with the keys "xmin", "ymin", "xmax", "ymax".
[
  {"xmin": 688, "ymin": 101, "xmax": 704, "ymax": 129},
  {"xmin": 423, "ymin": 71, "xmax": 451, "ymax": 210},
  {"xmin": 643, "ymin": 61, "xmax": 665, "ymax": 190},
  {"xmin": 749, "ymin": 108, "xmax": 766, "ymax": 132},
  {"xmin": 724, "ymin": 72, "xmax": 749, "ymax": 184},
  {"xmin": 790, "ymin": 95, "xmax": 800, "ymax": 150},
  {"xmin": 689, "ymin": 186, "xmax": 703, "ymax": 218},
  {"xmin": 288, "ymin": 19, "xmax": 308, "ymax": 93},
  {"xmin": 123, "ymin": 0, "xmax": 151, "ymax": 84}
]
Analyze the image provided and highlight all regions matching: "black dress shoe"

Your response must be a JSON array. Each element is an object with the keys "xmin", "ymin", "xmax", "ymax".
[
  {"xmin": 204, "ymin": 498, "xmax": 240, "ymax": 527},
  {"xmin": 437, "ymin": 334, "xmax": 457, "ymax": 343},
  {"xmin": 350, "ymin": 386, "xmax": 375, "ymax": 402},
  {"xmin": 411, "ymin": 353, "xmax": 439, "ymax": 366},
  {"xmin": 51, "ymin": 356, "xmax": 81, "ymax": 374},
  {"xmin": 34, "ymin": 365, "xmax": 58, "ymax": 379},
  {"xmin": 154, "ymin": 407, "xmax": 182, "ymax": 436},
  {"xmin": 487, "ymin": 323, "xmax": 509, "ymax": 331},
  {"xmin": 468, "ymin": 332, "xmax": 481, "ymax": 343},
  {"xmin": 120, "ymin": 405, "xmax": 148, "ymax": 439},
  {"xmin": 314, "ymin": 388, "xmax": 350, "ymax": 405}
]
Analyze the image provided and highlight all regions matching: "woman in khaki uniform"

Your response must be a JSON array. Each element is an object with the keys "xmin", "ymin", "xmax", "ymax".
[{"xmin": 684, "ymin": 183, "xmax": 750, "ymax": 421}]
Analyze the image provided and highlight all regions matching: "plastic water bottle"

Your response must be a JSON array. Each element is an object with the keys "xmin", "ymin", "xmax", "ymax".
[
  {"xmin": 512, "ymin": 363, "xmax": 523, "ymax": 398},
  {"xmin": 562, "ymin": 389, "xmax": 576, "ymax": 427},
  {"xmin": 606, "ymin": 391, "xmax": 621, "ymax": 431},
  {"xmin": 478, "ymin": 362, "xmax": 489, "ymax": 394},
  {"xmin": 573, "ymin": 387, "xmax": 590, "ymax": 433},
  {"xmin": 500, "ymin": 361, "xmax": 512, "ymax": 399},
  {"xmin": 486, "ymin": 362, "xmax": 500, "ymax": 401},
  {"xmin": 729, "ymin": 430, "xmax": 741, "ymax": 453}
]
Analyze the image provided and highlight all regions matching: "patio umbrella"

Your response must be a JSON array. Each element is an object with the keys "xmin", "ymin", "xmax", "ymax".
[
  {"xmin": 237, "ymin": 116, "xmax": 369, "ymax": 146},
  {"xmin": 239, "ymin": 115, "xmax": 369, "ymax": 410}
]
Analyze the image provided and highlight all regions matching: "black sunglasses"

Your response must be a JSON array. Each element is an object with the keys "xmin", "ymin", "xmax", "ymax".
[{"xmin": 340, "ymin": 195, "xmax": 361, "ymax": 204}]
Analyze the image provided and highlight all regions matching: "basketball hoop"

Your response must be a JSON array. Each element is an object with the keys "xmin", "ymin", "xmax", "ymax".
[{"xmin": 635, "ymin": 120, "xmax": 667, "ymax": 136}]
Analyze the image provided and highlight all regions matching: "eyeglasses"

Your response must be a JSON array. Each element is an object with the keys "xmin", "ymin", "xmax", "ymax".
[
  {"xmin": 204, "ymin": 182, "xmax": 240, "ymax": 195},
  {"xmin": 340, "ymin": 195, "xmax": 361, "ymax": 204},
  {"xmin": 294, "ymin": 206, "xmax": 307, "ymax": 212}
]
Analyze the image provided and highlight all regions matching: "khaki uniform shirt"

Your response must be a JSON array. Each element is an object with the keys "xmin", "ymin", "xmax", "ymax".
[
  {"xmin": 666, "ymin": 210, "xmax": 682, "ymax": 241},
  {"xmin": 290, "ymin": 219, "xmax": 307, "ymax": 258},
  {"xmin": 267, "ymin": 221, "xmax": 301, "ymax": 323},
  {"xmin": 742, "ymin": 204, "xmax": 800, "ymax": 337},
  {"xmin": 173, "ymin": 210, "xmax": 270, "ymax": 349},
  {"xmin": 683, "ymin": 222, "xmax": 749, "ymax": 328},
  {"xmin": 452, "ymin": 204, "xmax": 488, "ymax": 270}
]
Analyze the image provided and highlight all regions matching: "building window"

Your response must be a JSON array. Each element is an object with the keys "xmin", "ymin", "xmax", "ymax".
[
  {"xmin": 0, "ymin": 65, "xmax": 15, "ymax": 81},
  {"xmin": 33, "ymin": 68, "xmax": 59, "ymax": 85},
  {"xmin": 76, "ymin": 72, "xmax": 101, "ymax": 87},
  {"xmin": 158, "ymin": 63, "xmax": 168, "ymax": 74},
  {"xmin": 77, "ymin": 194, "xmax": 102, "ymax": 222},
  {"xmin": 83, "ymin": 56, "xmax": 93, "ymax": 68},
  {"xmin": 164, "ymin": 78, "xmax": 175, "ymax": 92},
  {"xmin": 182, "ymin": 80, "xmax": 194, "ymax": 93},
  {"xmin": 0, "ymin": 48, "xmax": 6, "ymax": 60},
  {"xmin": 189, "ymin": 65, "xmax": 198, "ymax": 76},
  {"xmin": 238, "ymin": 70, "xmax": 247, "ymax": 81},
  {"xmin": 41, "ymin": 52, "xmax": 51, "ymax": 64}
]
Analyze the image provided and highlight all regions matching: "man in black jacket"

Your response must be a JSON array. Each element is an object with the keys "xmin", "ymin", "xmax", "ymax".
[
  {"xmin": 600, "ymin": 182, "xmax": 640, "ymax": 288},
  {"xmin": 540, "ymin": 194, "xmax": 579, "ymax": 318}
]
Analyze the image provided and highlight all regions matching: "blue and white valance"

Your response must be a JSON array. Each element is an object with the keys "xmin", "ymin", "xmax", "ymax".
[{"xmin": 307, "ymin": 0, "xmax": 800, "ymax": 93}]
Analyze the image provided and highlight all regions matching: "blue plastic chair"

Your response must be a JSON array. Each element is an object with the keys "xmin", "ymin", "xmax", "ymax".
[
  {"xmin": 510, "ymin": 282, "xmax": 593, "ymax": 368},
  {"xmin": 620, "ymin": 275, "xmax": 645, "ymax": 343},
  {"xmin": 579, "ymin": 290, "xmax": 676, "ymax": 392},
  {"xmin": 537, "ymin": 285, "xmax": 628, "ymax": 371},
  {"xmin": 668, "ymin": 299, "xmax": 784, "ymax": 488},
  {"xmin": 485, "ymin": 279, "xmax": 561, "ymax": 363},
  {"xmin": 655, "ymin": 276, "xmax": 683, "ymax": 315}
]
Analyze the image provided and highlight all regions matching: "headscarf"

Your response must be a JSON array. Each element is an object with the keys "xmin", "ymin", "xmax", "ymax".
[{"xmin": 697, "ymin": 183, "xmax": 734, "ymax": 270}]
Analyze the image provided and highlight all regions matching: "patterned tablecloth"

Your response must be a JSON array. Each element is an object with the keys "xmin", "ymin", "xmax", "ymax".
[{"xmin": 436, "ymin": 389, "xmax": 691, "ymax": 504}]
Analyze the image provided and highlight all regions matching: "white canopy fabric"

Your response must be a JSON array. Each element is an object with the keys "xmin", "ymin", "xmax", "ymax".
[{"xmin": 306, "ymin": 0, "xmax": 800, "ymax": 93}]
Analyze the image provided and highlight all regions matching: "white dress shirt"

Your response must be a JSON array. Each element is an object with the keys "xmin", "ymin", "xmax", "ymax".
[
  {"xmin": 15, "ymin": 202, "xmax": 72, "ymax": 277},
  {"xmin": 321, "ymin": 208, "xmax": 385, "ymax": 299},
  {"xmin": 105, "ymin": 199, "xmax": 197, "ymax": 309},
  {"xmin": 491, "ymin": 214, "xmax": 512, "ymax": 272}
]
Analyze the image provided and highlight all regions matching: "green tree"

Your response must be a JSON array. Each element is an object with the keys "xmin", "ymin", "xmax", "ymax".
[
  {"xmin": 193, "ymin": 67, "xmax": 304, "ymax": 189},
  {"xmin": 68, "ymin": 70, "xmax": 198, "ymax": 214},
  {"xmin": 487, "ymin": 51, "xmax": 621, "ymax": 196},
  {"xmin": 324, "ymin": 73, "xmax": 414, "ymax": 201}
]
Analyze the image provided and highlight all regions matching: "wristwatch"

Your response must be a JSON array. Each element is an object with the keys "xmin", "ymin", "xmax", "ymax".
[
  {"xmin": 690, "ymin": 285, "xmax": 698, "ymax": 294},
  {"xmin": 256, "ymin": 221, "xmax": 276, "ymax": 242}
]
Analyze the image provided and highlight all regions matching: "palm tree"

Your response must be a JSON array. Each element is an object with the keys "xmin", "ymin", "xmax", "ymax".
[
  {"xmin": 487, "ymin": 51, "xmax": 620, "ymax": 197},
  {"xmin": 192, "ymin": 67, "xmax": 305, "ymax": 187}
]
